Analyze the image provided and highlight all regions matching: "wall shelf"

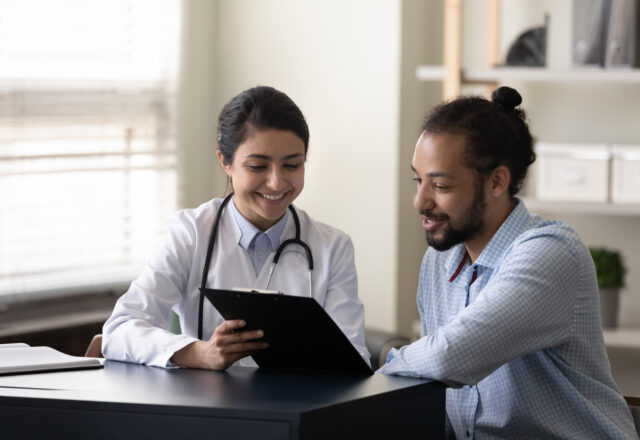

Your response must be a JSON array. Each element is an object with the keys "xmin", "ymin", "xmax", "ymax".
[
  {"xmin": 416, "ymin": 65, "xmax": 640, "ymax": 84},
  {"xmin": 603, "ymin": 328, "xmax": 640, "ymax": 349},
  {"xmin": 522, "ymin": 197, "xmax": 640, "ymax": 216},
  {"xmin": 465, "ymin": 67, "xmax": 640, "ymax": 84}
]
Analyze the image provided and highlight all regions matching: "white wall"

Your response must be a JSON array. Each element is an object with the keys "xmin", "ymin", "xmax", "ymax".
[
  {"xmin": 395, "ymin": 1, "xmax": 443, "ymax": 336},
  {"xmin": 177, "ymin": 0, "xmax": 223, "ymax": 209},
  {"xmin": 180, "ymin": 0, "xmax": 420, "ymax": 332}
]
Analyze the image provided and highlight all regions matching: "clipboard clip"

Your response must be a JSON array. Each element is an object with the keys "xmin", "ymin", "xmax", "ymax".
[{"xmin": 232, "ymin": 287, "xmax": 283, "ymax": 295}]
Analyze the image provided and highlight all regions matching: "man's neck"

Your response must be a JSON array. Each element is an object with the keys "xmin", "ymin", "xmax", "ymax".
[{"xmin": 465, "ymin": 197, "xmax": 517, "ymax": 263}]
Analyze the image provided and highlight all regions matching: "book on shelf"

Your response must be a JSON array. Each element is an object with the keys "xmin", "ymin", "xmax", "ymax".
[{"xmin": 0, "ymin": 343, "xmax": 104, "ymax": 376}]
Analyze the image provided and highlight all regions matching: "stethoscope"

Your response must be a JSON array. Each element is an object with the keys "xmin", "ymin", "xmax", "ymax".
[{"xmin": 197, "ymin": 192, "xmax": 314, "ymax": 339}]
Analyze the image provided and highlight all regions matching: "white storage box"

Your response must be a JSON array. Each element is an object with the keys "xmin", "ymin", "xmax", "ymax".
[
  {"xmin": 535, "ymin": 143, "xmax": 610, "ymax": 202},
  {"xmin": 611, "ymin": 145, "xmax": 640, "ymax": 204}
]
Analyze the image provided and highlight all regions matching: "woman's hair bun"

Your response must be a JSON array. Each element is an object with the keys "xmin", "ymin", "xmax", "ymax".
[{"xmin": 491, "ymin": 86, "xmax": 522, "ymax": 111}]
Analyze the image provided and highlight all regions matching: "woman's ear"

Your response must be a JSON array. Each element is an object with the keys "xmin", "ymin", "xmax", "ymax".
[
  {"xmin": 489, "ymin": 165, "xmax": 511, "ymax": 197},
  {"xmin": 216, "ymin": 150, "xmax": 232, "ymax": 177}
]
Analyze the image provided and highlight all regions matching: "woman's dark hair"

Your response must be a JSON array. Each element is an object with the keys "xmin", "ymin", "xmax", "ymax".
[
  {"xmin": 421, "ymin": 86, "xmax": 535, "ymax": 196},
  {"xmin": 217, "ymin": 86, "xmax": 309, "ymax": 165}
]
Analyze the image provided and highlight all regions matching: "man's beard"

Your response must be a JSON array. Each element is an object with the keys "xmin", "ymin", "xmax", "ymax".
[{"xmin": 422, "ymin": 179, "xmax": 487, "ymax": 251}]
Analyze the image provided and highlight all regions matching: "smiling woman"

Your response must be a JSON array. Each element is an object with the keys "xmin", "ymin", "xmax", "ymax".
[
  {"xmin": 217, "ymin": 129, "xmax": 306, "ymax": 231},
  {"xmin": 101, "ymin": 86, "xmax": 371, "ymax": 373}
]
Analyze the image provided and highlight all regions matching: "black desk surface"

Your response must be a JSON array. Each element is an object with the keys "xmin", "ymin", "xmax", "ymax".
[{"xmin": 0, "ymin": 360, "xmax": 445, "ymax": 440}]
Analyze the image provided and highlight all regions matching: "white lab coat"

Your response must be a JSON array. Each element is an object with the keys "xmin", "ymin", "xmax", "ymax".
[{"xmin": 102, "ymin": 197, "xmax": 370, "ymax": 368}]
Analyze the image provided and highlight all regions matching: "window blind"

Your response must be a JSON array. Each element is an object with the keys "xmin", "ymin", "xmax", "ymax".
[{"xmin": 0, "ymin": 0, "xmax": 181, "ymax": 302}]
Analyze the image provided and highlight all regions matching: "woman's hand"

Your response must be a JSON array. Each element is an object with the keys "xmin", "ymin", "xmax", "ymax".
[{"xmin": 170, "ymin": 320, "xmax": 268, "ymax": 370}]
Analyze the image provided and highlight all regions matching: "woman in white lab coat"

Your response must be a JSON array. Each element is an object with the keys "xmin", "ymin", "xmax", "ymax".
[{"xmin": 102, "ymin": 86, "xmax": 370, "ymax": 370}]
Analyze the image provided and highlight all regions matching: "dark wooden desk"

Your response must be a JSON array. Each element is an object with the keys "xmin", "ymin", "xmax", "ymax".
[{"xmin": 0, "ymin": 361, "xmax": 445, "ymax": 439}]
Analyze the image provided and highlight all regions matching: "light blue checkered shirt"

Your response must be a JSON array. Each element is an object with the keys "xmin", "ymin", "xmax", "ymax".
[
  {"xmin": 378, "ymin": 200, "xmax": 638, "ymax": 439},
  {"xmin": 229, "ymin": 199, "xmax": 288, "ymax": 275}
]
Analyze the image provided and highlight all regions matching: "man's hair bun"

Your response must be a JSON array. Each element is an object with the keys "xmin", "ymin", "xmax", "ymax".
[{"xmin": 491, "ymin": 86, "xmax": 522, "ymax": 111}]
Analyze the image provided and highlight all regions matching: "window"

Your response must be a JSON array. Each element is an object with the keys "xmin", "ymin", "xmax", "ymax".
[{"xmin": 0, "ymin": 0, "xmax": 181, "ymax": 302}]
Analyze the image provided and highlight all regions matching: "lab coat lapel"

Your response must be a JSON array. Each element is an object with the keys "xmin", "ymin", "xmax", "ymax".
[
  {"xmin": 251, "ymin": 212, "xmax": 297, "ymax": 290},
  {"xmin": 254, "ymin": 211, "xmax": 310, "ymax": 296},
  {"xmin": 208, "ymin": 203, "xmax": 257, "ymax": 290}
]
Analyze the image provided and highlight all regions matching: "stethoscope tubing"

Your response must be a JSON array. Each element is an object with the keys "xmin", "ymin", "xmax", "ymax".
[{"xmin": 197, "ymin": 193, "xmax": 313, "ymax": 340}]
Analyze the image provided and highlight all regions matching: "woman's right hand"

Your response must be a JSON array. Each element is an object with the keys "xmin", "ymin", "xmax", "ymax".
[{"xmin": 170, "ymin": 320, "xmax": 268, "ymax": 370}]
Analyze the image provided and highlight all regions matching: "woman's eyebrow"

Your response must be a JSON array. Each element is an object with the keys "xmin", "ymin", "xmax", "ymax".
[
  {"xmin": 244, "ymin": 154, "xmax": 271, "ymax": 160},
  {"xmin": 243, "ymin": 153, "xmax": 304, "ymax": 161}
]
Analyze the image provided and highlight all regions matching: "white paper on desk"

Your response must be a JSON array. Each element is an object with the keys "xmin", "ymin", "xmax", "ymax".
[
  {"xmin": 0, "ymin": 343, "xmax": 30, "ymax": 349},
  {"xmin": 0, "ymin": 345, "xmax": 104, "ymax": 375}
]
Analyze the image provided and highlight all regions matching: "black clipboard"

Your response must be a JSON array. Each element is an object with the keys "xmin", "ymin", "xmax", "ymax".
[{"xmin": 202, "ymin": 288, "xmax": 372, "ymax": 375}]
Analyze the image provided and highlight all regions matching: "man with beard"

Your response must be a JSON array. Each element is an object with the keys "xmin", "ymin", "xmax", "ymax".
[{"xmin": 377, "ymin": 87, "xmax": 638, "ymax": 439}]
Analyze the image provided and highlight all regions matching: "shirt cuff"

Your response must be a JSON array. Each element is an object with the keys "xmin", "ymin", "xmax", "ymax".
[
  {"xmin": 160, "ymin": 336, "xmax": 198, "ymax": 368},
  {"xmin": 375, "ymin": 347, "xmax": 402, "ymax": 374},
  {"xmin": 375, "ymin": 341, "xmax": 428, "ymax": 378}
]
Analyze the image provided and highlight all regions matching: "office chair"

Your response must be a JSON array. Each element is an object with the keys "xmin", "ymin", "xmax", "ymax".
[
  {"xmin": 85, "ymin": 334, "xmax": 103, "ymax": 358},
  {"xmin": 365, "ymin": 328, "xmax": 411, "ymax": 370},
  {"xmin": 626, "ymin": 396, "xmax": 640, "ymax": 435}
]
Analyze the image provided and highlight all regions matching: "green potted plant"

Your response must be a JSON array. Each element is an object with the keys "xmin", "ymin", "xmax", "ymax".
[{"xmin": 589, "ymin": 247, "xmax": 626, "ymax": 328}]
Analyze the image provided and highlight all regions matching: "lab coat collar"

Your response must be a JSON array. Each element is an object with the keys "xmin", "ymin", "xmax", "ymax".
[{"xmin": 216, "ymin": 197, "xmax": 302, "ymax": 259}]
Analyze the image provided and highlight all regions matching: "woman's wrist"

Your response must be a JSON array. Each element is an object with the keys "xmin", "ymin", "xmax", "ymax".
[{"xmin": 170, "ymin": 340, "xmax": 203, "ymax": 369}]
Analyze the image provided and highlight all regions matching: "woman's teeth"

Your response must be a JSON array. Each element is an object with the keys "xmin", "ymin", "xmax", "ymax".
[{"xmin": 262, "ymin": 193, "xmax": 284, "ymax": 200}]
